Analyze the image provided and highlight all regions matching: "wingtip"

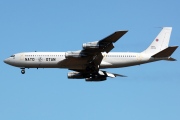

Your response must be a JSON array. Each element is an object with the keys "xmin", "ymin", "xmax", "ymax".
[
  {"xmin": 115, "ymin": 74, "xmax": 127, "ymax": 77},
  {"xmin": 116, "ymin": 30, "xmax": 128, "ymax": 32}
]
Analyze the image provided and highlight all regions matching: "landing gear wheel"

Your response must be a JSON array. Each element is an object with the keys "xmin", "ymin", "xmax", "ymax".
[{"xmin": 21, "ymin": 69, "xmax": 25, "ymax": 74}]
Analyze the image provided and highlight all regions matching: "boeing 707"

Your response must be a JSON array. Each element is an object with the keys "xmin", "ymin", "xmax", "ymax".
[{"xmin": 4, "ymin": 27, "xmax": 178, "ymax": 81}]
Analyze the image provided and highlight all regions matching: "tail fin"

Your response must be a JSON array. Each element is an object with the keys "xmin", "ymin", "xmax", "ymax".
[{"xmin": 143, "ymin": 27, "xmax": 172, "ymax": 55}]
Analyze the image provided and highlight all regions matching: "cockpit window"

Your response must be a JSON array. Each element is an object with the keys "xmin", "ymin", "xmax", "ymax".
[{"xmin": 10, "ymin": 55, "xmax": 15, "ymax": 57}]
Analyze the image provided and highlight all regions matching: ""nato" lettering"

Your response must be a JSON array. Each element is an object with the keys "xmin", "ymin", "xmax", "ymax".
[{"xmin": 25, "ymin": 58, "xmax": 35, "ymax": 61}]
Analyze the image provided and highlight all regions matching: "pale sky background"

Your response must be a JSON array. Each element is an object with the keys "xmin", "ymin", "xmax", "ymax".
[{"xmin": 0, "ymin": 0, "xmax": 180, "ymax": 120}]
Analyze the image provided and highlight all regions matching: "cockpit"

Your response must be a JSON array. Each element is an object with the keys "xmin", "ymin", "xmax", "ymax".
[{"xmin": 10, "ymin": 55, "xmax": 15, "ymax": 57}]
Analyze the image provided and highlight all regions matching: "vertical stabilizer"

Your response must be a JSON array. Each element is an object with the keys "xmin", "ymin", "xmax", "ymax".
[{"xmin": 143, "ymin": 27, "xmax": 172, "ymax": 55}]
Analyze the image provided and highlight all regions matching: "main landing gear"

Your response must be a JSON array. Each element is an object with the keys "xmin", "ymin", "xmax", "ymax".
[
  {"xmin": 86, "ymin": 62, "xmax": 99, "ymax": 73},
  {"xmin": 21, "ymin": 68, "xmax": 25, "ymax": 74}
]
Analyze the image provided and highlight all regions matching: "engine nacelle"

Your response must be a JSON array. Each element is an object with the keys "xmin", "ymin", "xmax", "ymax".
[
  {"xmin": 85, "ymin": 76, "xmax": 107, "ymax": 82},
  {"xmin": 82, "ymin": 41, "xmax": 100, "ymax": 49},
  {"xmin": 68, "ymin": 71, "xmax": 84, "ymax": 79},
  {"xmin": 65, "ymin": 51, "xmax": 86, "ymax": 58}
]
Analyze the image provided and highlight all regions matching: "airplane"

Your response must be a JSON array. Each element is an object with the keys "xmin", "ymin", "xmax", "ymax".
[{"xmin": 4, "ymin": 27, "xmax": 178, "ymax": 81}]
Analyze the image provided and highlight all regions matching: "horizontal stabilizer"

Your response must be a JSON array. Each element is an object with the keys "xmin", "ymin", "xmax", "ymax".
[
  {"xmin": 152, "ymin": 46, "xmax": 178, "ymax": 58},
  {"xmin": 167, "ymin": 57, "xmax": 177, "ymax": 61}
]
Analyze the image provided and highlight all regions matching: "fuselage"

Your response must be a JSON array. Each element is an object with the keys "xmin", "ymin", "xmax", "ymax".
[
  {"xmin": 4, "ymin": 51, "xmax": 159, "ymax": 70},
  {"xmin": 3, "ymin": 27, "xmax": 177, "ymax": 81}
]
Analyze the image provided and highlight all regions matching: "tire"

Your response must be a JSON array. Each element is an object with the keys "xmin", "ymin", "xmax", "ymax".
[{"xmin": 21, "ymin": 69, "xmax": 25, "ymax": 74}]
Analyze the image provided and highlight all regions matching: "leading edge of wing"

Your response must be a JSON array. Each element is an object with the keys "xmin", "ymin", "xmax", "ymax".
[{"xmin": 99, "ymin": 30, "xmax": 128, "ymax": 43}]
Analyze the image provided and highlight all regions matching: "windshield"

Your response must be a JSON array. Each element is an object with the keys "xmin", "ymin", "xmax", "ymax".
[{"xmin": 10, "ymin": 55, "xmax": 15, "ymax": 57}]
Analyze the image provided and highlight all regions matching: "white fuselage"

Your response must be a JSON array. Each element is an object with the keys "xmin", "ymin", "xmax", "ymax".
[
  {"xmin": 4, "ymin": 52, "xmax": 160, "ymax": 70},
  {"xmin": 3, "ymin": 27, "xmax": 176, "ymax": 81}
]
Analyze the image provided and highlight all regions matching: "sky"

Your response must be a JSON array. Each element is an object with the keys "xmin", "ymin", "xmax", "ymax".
[{"xmin": 0, "ymin": 0, "xmax": 180, "ymax": 120}]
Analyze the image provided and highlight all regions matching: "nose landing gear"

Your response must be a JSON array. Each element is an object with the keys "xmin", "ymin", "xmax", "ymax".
[{"xmin": 21, "ymin": 68, "xmax": 25, "ymax": 74}]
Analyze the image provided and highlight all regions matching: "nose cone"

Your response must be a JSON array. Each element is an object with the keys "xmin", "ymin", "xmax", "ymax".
[{"xmin": 4, "ymin": 58, "xmax": 10, "ymax": 64}]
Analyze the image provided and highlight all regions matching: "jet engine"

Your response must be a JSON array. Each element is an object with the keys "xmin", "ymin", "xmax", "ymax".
[
  {"xmin": 67, "ymin": 71, "xmax": 84, "ymax": 79},
  {"xmin": 85, "ymin": 76, "xmax": 107, "ymax": 82},
  {"xmin": 65, "ymin": 51, "xmax": 86, "ymax": 58},
  {"xmin": 68, "ymin": 71, "xmax": 107, "ymax": 81},
  {"xmin": 82, "ymin": 41, "xmax": 100, "ymax": 49}
]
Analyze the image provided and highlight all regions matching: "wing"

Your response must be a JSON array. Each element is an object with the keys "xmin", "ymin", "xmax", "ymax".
[
  {"xmin": 81, "ymin": 30, "xmax": 128, "ymax": 70},
  {"xmin": 68, "ymin": 70, "xmax": 127, "ymax": 82},
  {"xmin": 59, "ymin": 30, "xmax": 128, "ymax": 72},
  {"xmin": 83, "ymin": 30, "xmax": 128, "ymax": 53}
]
